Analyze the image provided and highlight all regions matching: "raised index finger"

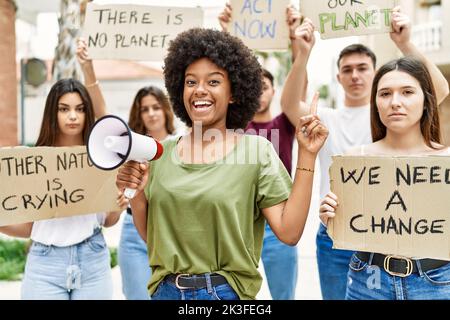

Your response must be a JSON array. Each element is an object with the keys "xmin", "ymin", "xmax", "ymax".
[{"xmin": 310, "ymin": 91, "xmax": 319, "ymax": 115}]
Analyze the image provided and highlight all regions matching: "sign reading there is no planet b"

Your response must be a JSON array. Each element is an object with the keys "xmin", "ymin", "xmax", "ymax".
[
  {"xmin": 82, "ymin": 3, "xmax": 203, "ymax": 61},
  {"xmin": 301, "ymin": 0, "xmax": 399, "ymax": 39}
]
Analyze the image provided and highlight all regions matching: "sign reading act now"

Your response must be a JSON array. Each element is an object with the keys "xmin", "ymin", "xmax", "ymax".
[{"xmin": 328, "ymin": 156, "xmax": 450, "ymax": 261}]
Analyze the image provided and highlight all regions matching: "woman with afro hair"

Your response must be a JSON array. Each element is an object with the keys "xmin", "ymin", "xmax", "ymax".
[{"xmin": 116, "ymin": 28, "xmax": 328, "ymax": 300}]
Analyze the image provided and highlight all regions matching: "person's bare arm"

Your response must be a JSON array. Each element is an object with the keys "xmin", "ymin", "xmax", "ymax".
[
  {"xmin": 390, "ymin": 6, "xmax": 449, "ymax": 104},
  {"xmin": 103, "ymin": 191, "xmax": 128, "ymax": 227},
  {"xmin": 76, "ymin": 38, "xmax": 108, "ymax": 118},
  {"xmin": 263, "ymin": 96, "xmax": 328, "ymax": 245},
  {"xmin": 0, "ymin": 222, "xmax": 33, "ymax": 238},
  {"xmin": 280, "ymin": 18, "xmax": 316, "ymax": 125}
]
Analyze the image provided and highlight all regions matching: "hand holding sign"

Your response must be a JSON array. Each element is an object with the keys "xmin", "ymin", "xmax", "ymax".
[
  {"xmin": 218, "ymin": 2, "xmax": 232, "ymax": 32},
  {"xmin": 293, "ymin": 18, "xmax": 316, "ymax": 55},
  {"xmin": 319, "ymin": 191, "xmax": 338, "ymax": 227},
  {"xmin": 389, "ymin": 6, "xmax": 411, "ymax": 48},
  {"xmin": 296, "ymin": 92, "xmax": 328, "ymax": 154},
  {"xmin": 76, "ymin": 38, "xmax": 92, "ymax": 67},
  {"xmin": 286, "ymin": 5, "xmax": 301, "ymax": 40}
]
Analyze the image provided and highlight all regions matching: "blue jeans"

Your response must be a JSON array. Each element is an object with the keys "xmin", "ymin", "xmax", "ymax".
[
  {"xmin": 316, "ymin": 223, "xmax": 353, "ymax": 300},
  {"xmin": 21, "ymin": 230, "xmax": 113, "ymax": 300},
  {"xmin": 345, "ymin": 253, "xmax": 450, "ymax": 300},
  {"xmin": 261, "ymin": 223, "xmax": 298, "ymax": 300},
  {"xmin": 118, "ymin": 213, "xmax": 151, "ymax": 300},
  {"xmin": 151, "ymin": 274, "xmax": 240, "ymax": 300}
]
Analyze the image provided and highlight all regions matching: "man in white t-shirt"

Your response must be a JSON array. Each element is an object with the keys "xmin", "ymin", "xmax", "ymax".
[{"xmin": 281, "ymin": 8, "xmax": 449, "ymax": 299}]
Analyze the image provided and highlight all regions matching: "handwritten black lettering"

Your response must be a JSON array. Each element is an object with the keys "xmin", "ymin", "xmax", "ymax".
[
  {"xmin": 349, "ymin": 214, "xmax": 368, "ymax": 233},
  {"xmin": 413, "ymin": 166, "xmax": 427, "ymax": 183},
  {"xmin": 430, "ymin": 166, "xmax": 442, "ymax": 183},
  {"xmin": 368, "ymin": 166, "xmax": 380, "ymax": 185},
  {"xmin": 396, "ymin": 164, "xmax": 411, "ymax": 186},
  {"xmin": 2, "ymin": 195, "xmax": 17, "ymax": 211},
  {"xmin": 88, "ymin": 33, "xmax": 108, "ymax": 48},
  {"xmin": 371, "ymin": 215, "xmax": 385, "ymax": 233},
  {"xmin": 351, "ymin": 214, "xmax": 446, "ymax": 236},
  {"xmin": 385, "ymin": 190, "xmax": 407, "ymax": 212},
  {"xmin": 340, "ymin": 167, "xmax": 366, "ymax": 184},
  {"xmin": 142, "ymin": 12, "xmax": 152, "ymax": 24},
  {"xmin": 430, "ymin": 220, "xmax": 445, "ymax": 233}
]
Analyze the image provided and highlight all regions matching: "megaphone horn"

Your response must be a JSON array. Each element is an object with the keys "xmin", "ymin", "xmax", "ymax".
[{"xmin": 87, "ymin": 115, "xmax": 163, "ymax": 199}]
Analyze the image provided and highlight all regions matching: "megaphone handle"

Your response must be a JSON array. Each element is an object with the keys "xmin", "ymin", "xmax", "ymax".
[
  {"xmin": 124, "ymin": 188, "xmax": 137, "ymax": 199},
  {"xmin": 123, "ymin": 159, "xmax": 147, "ymax": 199}
]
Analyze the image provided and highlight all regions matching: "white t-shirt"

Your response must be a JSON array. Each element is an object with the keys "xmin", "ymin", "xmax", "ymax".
[
  {"xmin": 317, "ymin": 105, "xmax": 372, "ymax": 199},
  {"xmin": 31, "ymin": 213, "xmax": 106, "ymax": 246}
]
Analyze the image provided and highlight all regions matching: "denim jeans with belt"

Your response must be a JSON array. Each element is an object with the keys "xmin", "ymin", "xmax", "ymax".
[
  {"xmin": 316, "ymin": 223, "xmax": 354, "ymax": 300},
  {"xmin": 151, "ymin": 273, "xmax": 240, "ymax": 300},
  {"xmin": 345, "ymin": 253, "xmax": 450, "ymax": 300},
  {"xmin": 21, "ymin": 230, "xmax": 113, "ymax": 300},
  {"xmin": 118, "ymin": 213, "xmax": 151, "ymax": 300},
  {"xmin": 261, "ymin": 223, "xmax": 298, "ymax": 300}
]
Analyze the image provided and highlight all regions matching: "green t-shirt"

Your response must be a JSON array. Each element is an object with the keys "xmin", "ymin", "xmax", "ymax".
[{"xmin": 144, "ymin": 134, "xmax": 292, "ymax": 299}]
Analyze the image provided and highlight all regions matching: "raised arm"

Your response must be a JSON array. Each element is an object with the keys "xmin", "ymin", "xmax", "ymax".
[
  {"xmin": 218, "ymin": 2, "xmax": 232, "ymax": 32},
  {"xmin": 76, "ymin": 38, "xmax": 108, "ymax": 118},
  {"xmin": 286, "ymin": 5, "xmax": 301, "ymax": 62},
  {"xmin": 280, "ymin": 18, "xmax": 316, "ymax": 124},
  {"xmin": 263, "ymin": 94, "xmax": 328, "ymax": 245},
  {"xmin": 390, "ymin": 6, "xmax": 449, "ymax": 104}
]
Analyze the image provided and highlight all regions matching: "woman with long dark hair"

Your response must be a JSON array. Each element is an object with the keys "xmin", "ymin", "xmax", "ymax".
[
  {"xmin": 0, "ymin": 79, "xmax": 123, "ymax": 299},
  {"xmin": 320, "ymin": 57, "xmax": 450, "ymax": 300}
]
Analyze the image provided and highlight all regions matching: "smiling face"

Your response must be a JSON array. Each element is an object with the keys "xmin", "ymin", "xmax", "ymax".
[
  {"xmin": 376, "ymin": 70, "xmax": 425, "ymax": 135},
  {"xmin": 337, "ymin": 53, "xmax": 375, "ymax": 106},
  {"xmin": 57, "ymin": 92, "xmax": 85, "ymax": 138},
  {"xmin": 183, "ymin": 58, "xmax": 233, "ymax": 130},
  {"xmin": 140, "ymin": 94, "xmax": 167, "ymax": 135}
]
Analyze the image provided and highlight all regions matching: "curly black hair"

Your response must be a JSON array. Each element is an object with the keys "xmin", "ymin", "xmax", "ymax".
[{"xmin": 164, "ymin": 28, "xmax": 262, "ymax": 130}]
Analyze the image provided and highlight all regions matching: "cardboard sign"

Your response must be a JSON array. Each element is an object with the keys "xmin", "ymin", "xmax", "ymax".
[
  {"xmin": 301, "ymin": 0, "xmax": 398, "ymax": 39},
  {"xmin": 328, "ymin": 156, "xmax": 450, "ymax": 261},
  {"xmin": 82, "ymin": 3, "xmax": 203, "ymax": 61},
  {"xmin": 229, "ymin": 0, "xmax": 289, "ymax": 50},
  {"xmin": 0, "ymin": 146, "xmax": 120, "ymax": 226}
]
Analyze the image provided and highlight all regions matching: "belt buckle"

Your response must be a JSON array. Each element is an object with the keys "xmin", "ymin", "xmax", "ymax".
[
  {"xmin": 383, "ymin": 255, "xmax": 413, "ymax": 277},
  {"xmin": 175, "ymin": 273, "xmax": 191, "ymax": 290}
]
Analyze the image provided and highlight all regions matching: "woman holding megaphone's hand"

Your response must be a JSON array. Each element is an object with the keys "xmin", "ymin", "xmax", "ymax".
[
  {"xmin": 116, "ymin": 28, "xmax": 328, "ymax": 300},
  {"xmin": 77, "ymin": 38, "xmax": 180, "ymax": 300}
]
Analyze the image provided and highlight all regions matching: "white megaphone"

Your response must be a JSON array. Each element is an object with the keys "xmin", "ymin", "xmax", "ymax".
[{"xmin": 87, "ymin": 115, "xmax": 163, "ymax": 199}]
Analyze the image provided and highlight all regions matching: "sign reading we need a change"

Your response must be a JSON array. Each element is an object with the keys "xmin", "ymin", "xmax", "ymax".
[
  {"xmin": 229, "ymin": 0, "xmax": 290, "ymax": 50},
  {"xmin": 301, "ymin": 0, "xmax": 398, "ymax": 39},
  {"xmin": 0, "ymin": 146, "xmax": 120, "ymax": 226},
  {"xmin": 328, "ymin": 156, "xmax": 450, "ymax": 261},
  {"xmin": 82, "ymin": 3, "xmax": 203, "ymax": 61}
]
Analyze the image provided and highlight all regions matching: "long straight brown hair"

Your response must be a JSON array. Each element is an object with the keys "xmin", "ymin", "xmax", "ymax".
[
  {"xmin": 128, "ymin": 86, "xmax": 175, "ymax": 136},
  {"xmin": 370, "ymin": 57, "xmax": 441, "ymax": 147},
  {"xmin": 35, "ymin": 79, "xmax": 95, "ymax": 147}
]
